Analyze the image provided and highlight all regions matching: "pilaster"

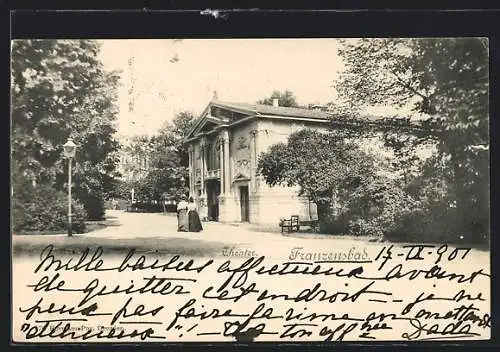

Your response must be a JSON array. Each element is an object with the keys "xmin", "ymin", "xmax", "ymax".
[
  {"xmin": 188, "ymin": 145, "xmax": 194, "ymax": 197},
  {"xmin": 221, "ymin": 129, "xmax": 231, "ymax": 195},
  {"xmin": 250, "ymin": 129, "xmax": 258, "ymax": 194},
  {"xmin": 199, "ymin": 137, "xmax": 208, "ymax": 220},
  {"xmin": 218, "ymin": 135, "xmax": 225, "ymax": 194}
]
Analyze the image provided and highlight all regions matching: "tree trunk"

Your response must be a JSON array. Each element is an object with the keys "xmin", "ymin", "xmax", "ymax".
[{"xmin": 317, "ymin": 202, "xmax": 332, "ymax": 234}]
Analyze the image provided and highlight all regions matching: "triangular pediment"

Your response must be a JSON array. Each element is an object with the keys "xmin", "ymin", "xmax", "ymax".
[
  {"xmin": 188, "ymin": 113, "xmax": 225, "ymax": 138},
  {"xmin": 200, "ymin": 121, "xmax": 218, "ymax": 133},
  {"xmin": 184, "ymin": 101, "xmax": 255, "ymax": 141}
]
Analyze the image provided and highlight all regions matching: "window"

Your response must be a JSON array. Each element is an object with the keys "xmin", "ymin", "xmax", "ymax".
[{"xmin": 206, "ymin": 142, "xmax": 221, "ymax": 170}]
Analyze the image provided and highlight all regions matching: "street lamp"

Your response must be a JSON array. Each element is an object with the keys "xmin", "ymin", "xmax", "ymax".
[{"xmin": 63, "ymin": 137, "xmax": 77, "ymax": 237}]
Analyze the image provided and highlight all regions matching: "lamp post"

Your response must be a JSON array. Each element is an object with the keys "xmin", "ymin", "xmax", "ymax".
[{"xmin": 63, "ymin": 137, "xmax": 77, "ymax": 237}]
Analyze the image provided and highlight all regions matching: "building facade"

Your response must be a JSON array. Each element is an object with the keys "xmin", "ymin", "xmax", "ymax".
[{"xmin": 184, "ymin": 99, "xmax": 331, "ymax": 226}]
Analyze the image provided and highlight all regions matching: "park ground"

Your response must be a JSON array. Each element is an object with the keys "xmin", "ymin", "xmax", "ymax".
[
  {"xmin": 12, "ymin": 210, "xmax": 378, "ymax": 259},
  {"xmin": 12, "ymin": 210, "xmax": 489, "ymax": 262}
]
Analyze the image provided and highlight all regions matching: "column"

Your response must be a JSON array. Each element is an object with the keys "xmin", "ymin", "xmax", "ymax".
[
  {"xmin": 249, "ymin": 128, "xmax": 261, "ymax": 223},
  {"xmin": 219, "ymin": 137, "xmax": 224, "ymax": 193},
  {"xmin": 200, "ymin": 137, "xmax": 206, "ymax": 196},
  {"xmin": 218, "ymin": 129, "xmax": 234, "ymax": 223},
  {"xmin": 222, "ymin": 130, "xmax": 231, "ymax": 195},
  {"xmin": 254, "ymin": 123, "xmax": 265, "ymax": 193},
  {"xmin": 199, "ymin": 137, "xmax": 208, "ymax": 220},
  {"xmin": 188, "ymin": 145, "xmax": 194, "ymax": 197}
]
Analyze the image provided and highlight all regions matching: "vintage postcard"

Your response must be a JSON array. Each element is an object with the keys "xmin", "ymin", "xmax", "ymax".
[{"xmin": 11, "ymin": 38, "xmax": 490, "ymax": 343}]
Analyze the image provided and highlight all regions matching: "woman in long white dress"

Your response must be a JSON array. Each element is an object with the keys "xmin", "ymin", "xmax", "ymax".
[{"xmin": 176, "ymin": 195, "xmax": 189, "ymax": 232}]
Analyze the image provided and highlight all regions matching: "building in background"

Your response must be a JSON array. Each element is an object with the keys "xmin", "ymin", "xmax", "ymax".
[
  {"xmin": 184, "ymin": 99, "xmax": 328, "ymax": 226},
  {"xmin": 116, "ymin": 135, "xmax": 151, "ymax": 202}
]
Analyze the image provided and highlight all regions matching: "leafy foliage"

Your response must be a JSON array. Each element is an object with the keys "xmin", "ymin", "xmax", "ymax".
[
  {"xmin": 335, "ymin": 38, "xmax": 489, "ymax": 243},
  {"xmin": 258, "ymin": 129, "xmax": 378, "ymax": 232},
  {"xmin": 120, "ymin": 111, "xmax": 195, "ymax": 205},
  {"xmin": 257, "ymin": 39, "xmax": 488, "ymax": 244},
  {"xmin": 11, "ymin": 39, "xmax": 121, "ymax": 224},
  {"xmin": 342, "ymin": 175, "xmax": 419, "ymax": 238},
  {"xmin": 11, "ymin": 161, "xmax": 87, "ymax": 233}
]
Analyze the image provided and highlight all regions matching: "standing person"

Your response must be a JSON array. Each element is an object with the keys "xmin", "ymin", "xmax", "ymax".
[
  {"xmin": 188, "ymin": 196, "xmax": 203, "ymax": 232},
  {"xmin": 176, "ymin": 194, "xmax": 189, "ymax": 232}
]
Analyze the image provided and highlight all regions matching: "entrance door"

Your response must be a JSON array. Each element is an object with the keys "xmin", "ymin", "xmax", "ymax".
[
  {"xmin": 206, "ymin": 180, "xmax": 220, "ymax": 221},
  {"xmin": 240, "ymin": 186, "xmax": 249, "ymax": 222}
]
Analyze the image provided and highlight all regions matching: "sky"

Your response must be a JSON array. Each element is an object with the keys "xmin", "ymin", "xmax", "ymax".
[{"xmin": 98, "ymin": 39, "xmax": 343, "ymax": 137}]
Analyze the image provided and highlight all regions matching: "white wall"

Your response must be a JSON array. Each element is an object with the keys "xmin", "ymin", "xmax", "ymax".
[{"xmin": 253, "ymin": 119, "xmax": 324, "ymax": 225}]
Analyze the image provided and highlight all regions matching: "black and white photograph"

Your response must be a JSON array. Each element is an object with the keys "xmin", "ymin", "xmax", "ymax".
[{"xmin": 11, "ymin": 38, "xmax": 490, "ymax": 342}]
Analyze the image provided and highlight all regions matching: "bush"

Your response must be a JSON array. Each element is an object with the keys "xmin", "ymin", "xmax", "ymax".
[
  {"xmin": 78, "ymin": 193, "xmax": 105, "ymax": 220},
  {"xmin": 331, "ymin": 176, "xmax": 418, "ymax": 238},
  {"xmin": 348, "ymin": 218, "xmax": 384, "ymax": 237},
  {"xmin": 129, "ymin": 201, "xmax": 165, "ymax": 213},
  {"xmin": 12, "ymin": 182, "xmax": 87, "ymax": 233},
  {"xmin": 316, "ymin": 201, "xmax": 349, "ymax": 234},
  {"xmin": 384, "ymin": 200, "xmax": 488, "ymax": 245},
  {"xmin": 312, "ymin": 166, "xmax": 488, "ymax": 245}
]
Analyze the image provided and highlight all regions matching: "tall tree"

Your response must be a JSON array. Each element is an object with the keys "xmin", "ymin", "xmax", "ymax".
[
  {"xmin": 155, "ymin": 110, "xmax": 196, "ymax": 168},
  {"xmin": 257, "ymin": 90, "xmax": 299, "ymax": 107},
  {"xmin": 11, "ymin": 39, "xmax": 121, "ymax": 220},
  {"xmin": 129, "ymin": 111, "xmax": 196, "ymax": 203},
  {"xmin": 335, "ymin": 38, "xmax": 489, "ymax": 240},
  {"xmin": 258, "ymin": 129, "xmax": 377, "ymax": 232}
]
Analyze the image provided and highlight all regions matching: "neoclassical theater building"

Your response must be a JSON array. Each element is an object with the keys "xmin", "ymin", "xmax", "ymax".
[{"xmin": 184, "ymin": 99, "xmax": 331, "ymax": 226}]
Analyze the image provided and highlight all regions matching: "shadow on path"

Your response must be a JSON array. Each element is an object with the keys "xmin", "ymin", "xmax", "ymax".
[{"xmin": 12, "ymin": 235, "xmax": 227, "ymax": 258}]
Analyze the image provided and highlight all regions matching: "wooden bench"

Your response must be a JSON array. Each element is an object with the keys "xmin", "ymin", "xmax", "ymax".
[
  {"xmin": 280, "ymin": 215, "xmax": 300, "ymax": 233},
  {"xmin": 279, "ymin": 215, "xmax": 320, "ymax": 233}
]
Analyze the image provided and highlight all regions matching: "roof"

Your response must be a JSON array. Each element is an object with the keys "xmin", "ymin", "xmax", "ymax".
[
  {"xmin": 211, "ymin": 100, "xmax": 332, "ymax": 120},
  {"xmin": 184, "ymin": 99, "xmax": 424, "ymax": 142}
]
